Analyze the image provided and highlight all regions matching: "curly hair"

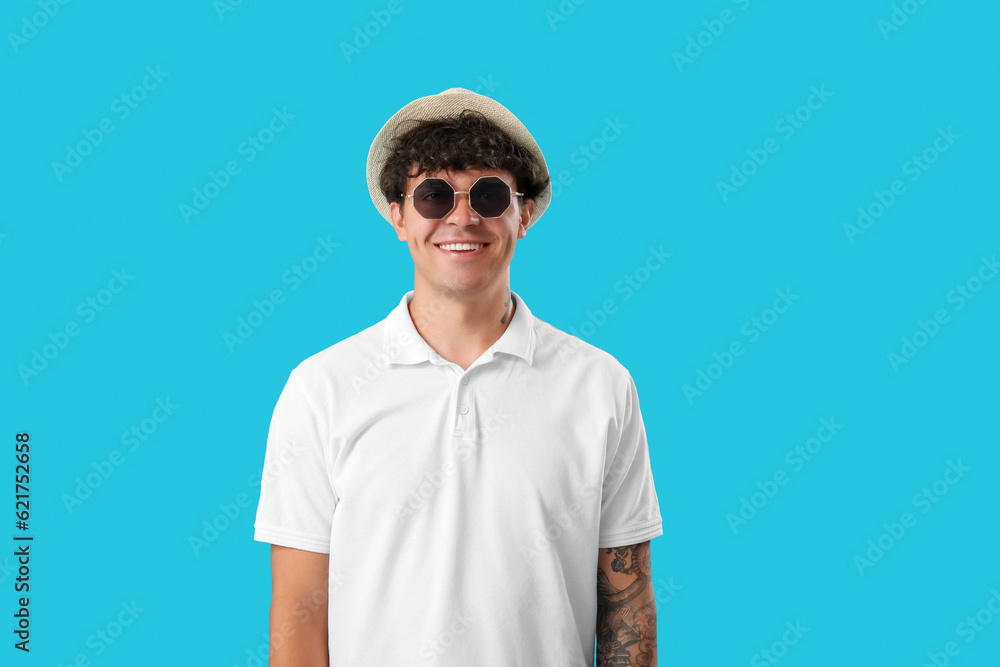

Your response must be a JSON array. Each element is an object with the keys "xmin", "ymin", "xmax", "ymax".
[{"xmin": 379, "ymin": 109, "xmax": 549, "ymax": 213}]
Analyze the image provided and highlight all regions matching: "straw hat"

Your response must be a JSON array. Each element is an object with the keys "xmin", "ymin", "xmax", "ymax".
[{"xmin": 366, "ymin": 88, "xmax": 551, "ymax": 228}]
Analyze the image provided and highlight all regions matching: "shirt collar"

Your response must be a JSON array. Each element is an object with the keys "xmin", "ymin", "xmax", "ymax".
[{"xmin": 382, "ymin": 289, "xmax": 535, "ymax": 367}]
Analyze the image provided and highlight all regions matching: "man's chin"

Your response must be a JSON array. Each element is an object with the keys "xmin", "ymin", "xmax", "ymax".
[{"xmin": 424, "ymin": 277, "xmax": 493, "ymax": 299}]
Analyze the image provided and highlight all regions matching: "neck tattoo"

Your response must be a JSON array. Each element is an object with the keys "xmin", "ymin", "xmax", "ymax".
[{"xmin": 500, "ymin": 292, "xmax": 512, "ymax": 325}]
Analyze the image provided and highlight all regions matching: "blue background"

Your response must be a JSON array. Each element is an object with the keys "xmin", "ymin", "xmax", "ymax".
[{"xmin": 2, "ymin": 0, "xmax": 998, "ymax": 665}]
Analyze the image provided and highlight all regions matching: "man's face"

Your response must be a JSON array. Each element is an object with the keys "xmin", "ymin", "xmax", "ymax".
[{"xmin": 389, "ymin": 166, "xmax": 534, "ymax": 298}]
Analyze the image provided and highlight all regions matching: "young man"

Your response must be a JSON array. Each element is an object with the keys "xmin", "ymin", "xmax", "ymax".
[{"xmin": 254, "ymin": 88, "xmax": 663, "ymax": 666}]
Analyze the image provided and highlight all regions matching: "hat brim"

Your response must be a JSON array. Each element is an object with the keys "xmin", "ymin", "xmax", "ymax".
[{"xmin": 366, "ymin": 88, "xmax": 551, "ymax": 228}]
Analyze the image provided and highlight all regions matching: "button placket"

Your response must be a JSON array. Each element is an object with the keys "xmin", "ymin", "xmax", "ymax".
[
  {"xmin": 454, "ymin": 369, "xmax": 476, "ymax": 437},
  {"xmin": 457, "ymin": 373, "xmax": 470, "ymax": 418},
  {"xmin": 451, "ymin": 371, "xmax": 464, "ymax": 436}
]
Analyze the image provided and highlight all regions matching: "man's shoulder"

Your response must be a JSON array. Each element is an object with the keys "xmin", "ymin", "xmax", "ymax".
[
  {"xmin": 531, "ymin": 315, "xmax": 634, "ymax": 386},
  {"xmin": 288, "ymin": 317, "xmax": 390, "ymax": 382}
]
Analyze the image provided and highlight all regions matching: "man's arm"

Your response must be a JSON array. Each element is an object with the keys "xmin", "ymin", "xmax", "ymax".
[
  {"xmin": 596, "ymin": 540, "xmax": 657, "ymax": 666},
  {"xmin": 269, "ymin": 545, "xmax": 330, "ymax": 667}
]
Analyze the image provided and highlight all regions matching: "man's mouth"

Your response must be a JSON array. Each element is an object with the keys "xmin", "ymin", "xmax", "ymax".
[{"xmin": 435, "ymin": 242, "xmax": 489, "ymax": 253}]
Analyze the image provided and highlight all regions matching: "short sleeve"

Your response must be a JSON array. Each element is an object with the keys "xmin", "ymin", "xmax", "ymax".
[
  {"xmin": 598, "ymin": 373, "xmax": 663, "ymax": 548},
  {"xmin": 253, "ymin": 367, "xmax": 337, "ymax": 553}
]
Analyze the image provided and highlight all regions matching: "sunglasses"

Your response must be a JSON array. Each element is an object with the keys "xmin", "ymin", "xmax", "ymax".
[{"xmin": 402, "ymin": 176, "xmax": 523, "ymax": 219}]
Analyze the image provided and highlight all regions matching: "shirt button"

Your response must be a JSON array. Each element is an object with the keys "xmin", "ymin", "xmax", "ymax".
[
  {"xmin": 459, "ymin": 405, "xmax": 469, "ymax": 415},
  {"xmin": 460, "ymin": 377, "xmax": 469, "ymax": 385}
]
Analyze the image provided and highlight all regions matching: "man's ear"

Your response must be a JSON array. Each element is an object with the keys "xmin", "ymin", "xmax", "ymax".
[
  {"xmin": 517, "ymin": 198, "xmax": 535, "ymax": 239},
  {"xmin": 389, "ymin": 201, "xmax": 407, "ymax": 241}
]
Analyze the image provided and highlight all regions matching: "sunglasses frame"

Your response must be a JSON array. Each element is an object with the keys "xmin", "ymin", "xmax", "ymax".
[{"xmin": 401, "ymin": 175, "xmax": 524, "ymax": 219}]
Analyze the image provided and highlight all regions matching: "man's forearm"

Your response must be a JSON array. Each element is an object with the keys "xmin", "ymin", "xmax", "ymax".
[
  {"xmin": 269, "ymin": 545, "xmax": 331, "ymax": 666},
  {"xmin": 596, "ymin": 541, "xmax": 658, "ymax": 666},
  {"xmin": 269, "ymin": 597, "xmax": 329, "ymax": 667}
]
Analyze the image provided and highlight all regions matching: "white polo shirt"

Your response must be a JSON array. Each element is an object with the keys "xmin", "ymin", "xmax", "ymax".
[{"xmin": 254, "ymin": 289, "xmax": 662, "ymax": 666}]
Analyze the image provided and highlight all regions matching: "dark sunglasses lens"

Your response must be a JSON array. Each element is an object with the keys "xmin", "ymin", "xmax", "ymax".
[
  {"xmin": 412, "ymin": 179, "xmax": 454, "ymax": 218},
  {"xmin": 470, "ymin": 177, "xmax": 511, "ymax": 217}
]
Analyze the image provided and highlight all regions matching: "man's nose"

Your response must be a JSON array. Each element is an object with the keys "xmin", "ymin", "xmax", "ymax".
[{"xmin": 445, "ymin": 191, "xmax": 480, "ymax": 223}]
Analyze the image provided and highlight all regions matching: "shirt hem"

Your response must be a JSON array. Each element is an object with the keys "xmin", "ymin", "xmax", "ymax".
[
  {"xmin": 598, "ymin": 519, "xmax": 663, "ymax": 548},
  {"xmin": 253, "ymin": 525, "xmax": 330, "ymax": 554}
]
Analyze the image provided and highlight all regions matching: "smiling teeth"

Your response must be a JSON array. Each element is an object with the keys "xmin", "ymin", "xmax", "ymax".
[{"xmin": 439, "ymin": 243, "xmax": 485, "ymax": 251}]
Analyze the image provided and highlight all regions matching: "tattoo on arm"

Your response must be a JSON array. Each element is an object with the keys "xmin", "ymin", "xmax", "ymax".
[{"xmin": 596, "ymin": 541, "xmax": 657, "ymax": 666}]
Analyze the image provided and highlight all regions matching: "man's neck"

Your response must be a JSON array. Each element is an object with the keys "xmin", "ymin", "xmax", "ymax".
[{"xmin": 407, "ymin": 283, "xmax": 516, "ymax": 371}]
